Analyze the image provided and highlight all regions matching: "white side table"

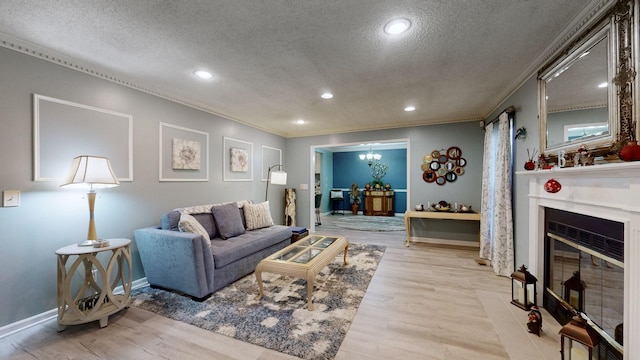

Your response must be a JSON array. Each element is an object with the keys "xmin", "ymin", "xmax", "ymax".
[{"xmin": 56, "ymin": 238, "xmax": 132, "ymax": 330}]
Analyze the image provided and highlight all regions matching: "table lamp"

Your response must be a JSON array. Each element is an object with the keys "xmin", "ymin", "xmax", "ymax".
[{"xmin": 60, "ymin": 155, "xmax": 120, "ymax": 246}]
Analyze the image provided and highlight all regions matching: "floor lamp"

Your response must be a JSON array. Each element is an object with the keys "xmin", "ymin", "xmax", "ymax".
[
  {"xmin": 60, "ymin": 155, "xmax": 120, "ymax": 246},
  {"xmin": 265, "ymin": 164, "xmax": 287, "ymax": 201}
]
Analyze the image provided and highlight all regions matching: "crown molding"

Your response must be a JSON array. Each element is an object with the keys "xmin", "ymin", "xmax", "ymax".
[{"xmin": 0, "ymin": 32, "xmax": 288, "ymax": 137}]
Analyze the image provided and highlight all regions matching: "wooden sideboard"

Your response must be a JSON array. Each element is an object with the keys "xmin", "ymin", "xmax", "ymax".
[{"xmin": 363, "ymin": 190, "xmax": 394, "ymax": 216}]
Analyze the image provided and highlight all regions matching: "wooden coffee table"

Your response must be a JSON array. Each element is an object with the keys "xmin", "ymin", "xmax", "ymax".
[{"xmin": 255, "ymin": 234, "xmax": 348, "ymax": 310}]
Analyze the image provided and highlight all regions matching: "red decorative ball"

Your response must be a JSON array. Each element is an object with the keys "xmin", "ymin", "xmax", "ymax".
[
  {"xmin": 619, "ymin": 141, "xmax": 640, "ymax": 161},
  {"xmin": 544, "ymin": 178, "xmax": 561, "ymax": 193}
]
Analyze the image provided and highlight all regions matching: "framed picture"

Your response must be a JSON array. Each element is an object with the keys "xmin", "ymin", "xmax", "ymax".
[
  {"xmin": 159, "ymin": 123, "xmax": 209, "ymax": 181},
  {"xmin": 172, "ymin": 138, "xmax": 201, "ymax": 170},
  {"xmin": 261, "ymin": 145, "xmax": 283, "ymax": 181},
  {"xmin": 223, "ymin": 136, "xmax": 253, "ymax": 181},
  {"xmin": 33, "ymin": 94, "xmax": 133, "ymax": 182}
]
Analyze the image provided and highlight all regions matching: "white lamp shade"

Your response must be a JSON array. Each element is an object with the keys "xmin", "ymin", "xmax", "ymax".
[
  {"xmin": 270, "ymin": 170, "xmax": 287, "ymax": 185},
  {"xmin": 60, "ymin": 155, "xmax": 120, "ymax": 189}
]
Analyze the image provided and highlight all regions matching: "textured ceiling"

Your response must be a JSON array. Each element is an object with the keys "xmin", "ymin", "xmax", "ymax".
[{"xmin": 0, "ymin": 0, "xmax": 593, "ymax": 137}]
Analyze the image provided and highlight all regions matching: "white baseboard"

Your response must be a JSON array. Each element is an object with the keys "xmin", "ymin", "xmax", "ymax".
[
  {"xmin": 409, "ymin": 236, "xmax": 479, "ymax": 248},
  {"xmin": 0, "ymin": 277, "xmax": 148, "ymax": 339}
]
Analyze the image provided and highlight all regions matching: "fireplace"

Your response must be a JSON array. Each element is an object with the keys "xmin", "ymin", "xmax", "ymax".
[
  {"xmin": 520, "ymin": 162, "xmax": 640, "ymax": 360},
  {"xmin": 544, "ymin": 208, "xmax": 624, "ymax": 358}
]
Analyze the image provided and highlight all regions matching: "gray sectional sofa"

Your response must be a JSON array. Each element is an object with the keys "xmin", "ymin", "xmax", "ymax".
[{"xmin": 134, "ymin": 201, "xmax": 292, "ymax": 300}]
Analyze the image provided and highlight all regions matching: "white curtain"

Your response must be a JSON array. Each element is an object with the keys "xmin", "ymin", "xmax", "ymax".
[{"xmin": 479, "ymin": 112, "xmax": 514, "ymax": 277}]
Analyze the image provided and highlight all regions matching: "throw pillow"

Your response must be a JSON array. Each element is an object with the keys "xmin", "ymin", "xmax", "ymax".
[
  {"xmin": 160, "ymin": 210, "xmax": 181, "ymax": 231},
  {"xmin": 211, "ymin": 202, "xmax": 246, "ymax": 240},
  {"xmin": 244, "ymin": 201, "xmax": 274, "ymax": 230},
  {"xmin": 178, "ymin": 213, "xmax": 211, "ymax": 244}
]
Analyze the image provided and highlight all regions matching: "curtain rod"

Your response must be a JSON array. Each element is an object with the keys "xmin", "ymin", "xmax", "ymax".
[{"xmin": 483, "ymin": 106, "xmax": 515, "ymax": 128}]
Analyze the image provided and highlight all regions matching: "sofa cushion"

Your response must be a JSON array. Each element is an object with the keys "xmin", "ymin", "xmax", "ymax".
[
  {"xmin": 193, "ymin": 213, "xmax": 217, "ymax": 239},
  {"xmin": 161, "ymin": 210, "xmax": 217, "ymax": 238},
  {"xmin": 160, "ymin": 210, "xmax": 181, "ymax": 231},
  {"xmin": 178, "ymin": 213, "xmax": 211, "ymax": 244},
  {"xmin": 212, "ymin": 202, "xmax": 246, "ymax": 240},
  {"xmin": 243, "ymin": 201, "xmax": 274, "ymax": 230},
  {"xmin": 210, "ymin": 225, "xmax": 291, "ymax": 268}
]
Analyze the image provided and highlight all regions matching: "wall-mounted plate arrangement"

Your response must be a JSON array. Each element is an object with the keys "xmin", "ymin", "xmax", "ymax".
[
  {"xmin": 422, "ymin": 169, "xmax": 436, "ymax": 183},
  {"xmin": 421, "ymin": 146, "xmax": 466, "ymax": 185}
]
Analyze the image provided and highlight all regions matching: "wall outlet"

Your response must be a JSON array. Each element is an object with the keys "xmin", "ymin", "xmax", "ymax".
[{"xmin": 3, "ymin": 190, "xmax": 20, "ymax": 207}]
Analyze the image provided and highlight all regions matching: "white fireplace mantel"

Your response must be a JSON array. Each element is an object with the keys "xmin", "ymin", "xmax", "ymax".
[{"xmin": 518, "ymin": 162, "xmax": 640, "ymax": 359}]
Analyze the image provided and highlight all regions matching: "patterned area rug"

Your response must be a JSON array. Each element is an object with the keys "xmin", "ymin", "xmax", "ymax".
[
  {"xmin": 131, "ymin": 243, "xmax": 385, "ymax": 360},
  {"xmin": 332, "ymin": 215, "xmax": 405, "ymax": 231}
]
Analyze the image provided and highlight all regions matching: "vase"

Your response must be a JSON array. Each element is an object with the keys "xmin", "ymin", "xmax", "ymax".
[
  {"xmin": 524, "ymin": 160, "xmax": 536, "ymax": 170},
  {"xmin": 619, "ymin": 140, "xmax": 640, "ymax": 161},
  {"xmin": 351, "ymin": 203, "xmax": 359, "ymax": 215}
]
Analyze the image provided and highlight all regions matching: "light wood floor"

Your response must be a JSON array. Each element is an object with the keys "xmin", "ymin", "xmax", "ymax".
[{"xmin": 0, "ymin": 214, "xmax": 563, "ymax": 360}]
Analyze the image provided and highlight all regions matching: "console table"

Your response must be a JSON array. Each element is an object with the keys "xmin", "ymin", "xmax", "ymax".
[
  {"xmin": 363, "ymin": 190, "xmax": 394, "ymax": 216},
  {"xmin": 404, "ymin": 210, "xmax": 481, "ymax": 247},
  {"xmin": 56, "ymin": 238, "xmax": 132, "ymax": 330}
]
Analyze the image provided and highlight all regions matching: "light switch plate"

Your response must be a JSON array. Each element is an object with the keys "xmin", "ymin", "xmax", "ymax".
[{"xmin": 3, "ymin": 190, "xmax": 20, "ymax": 207}]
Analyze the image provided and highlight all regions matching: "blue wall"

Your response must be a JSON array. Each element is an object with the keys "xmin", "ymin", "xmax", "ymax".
[{"xmin": 332, "ymin": 149, "xmax": 407, "ymax": 212}]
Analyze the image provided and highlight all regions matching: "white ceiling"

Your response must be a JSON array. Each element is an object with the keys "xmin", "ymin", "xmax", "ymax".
[{"xmin": 0, "ymin": 1, "xmax": 593, "ymax": 138}]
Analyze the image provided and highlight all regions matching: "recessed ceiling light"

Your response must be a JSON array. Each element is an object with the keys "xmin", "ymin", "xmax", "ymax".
[
  {"xmin": 296, "ymin": 119, "xmax": 305, "ymax": 124},
  {"xmin": 598, "ymin": 82, "xmax": 608, "ymax": 88},
  {"xmin": 321, "ymin": 92, "xmax": 334, "ymax": 99},
  {"xmin": 193, "ymin": 70, "xmax": 213, "ymax": 79},
  {"xmin": 384, "ymin": 18, "xmax": 411, "ymax": 35},
  {"xmin": 404, "ymin": 106, "xmax": 416, "ymax": 112}
]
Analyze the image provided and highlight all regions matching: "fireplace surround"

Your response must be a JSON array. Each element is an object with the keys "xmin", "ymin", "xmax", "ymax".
[{"xmin": 520, "ymin": 162, "xmax": 640, "ymax": 359}]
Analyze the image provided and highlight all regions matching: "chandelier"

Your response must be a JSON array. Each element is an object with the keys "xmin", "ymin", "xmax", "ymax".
[{"xmin": 359, "ymin": 147, "xmax": 382, "ymax": 166}]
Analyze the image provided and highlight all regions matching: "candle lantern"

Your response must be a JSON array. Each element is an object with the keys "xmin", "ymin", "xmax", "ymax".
[
  {"xmin": 559, "ymin": 315, "xmax": 600, "ymax": 360},
  {"xmin": 510, "ymin": 264, "xmax": 537, "ymax": 310},
  {"xmin": 562, "ymin": 271, "xmax": 586, "ymax": 312}
]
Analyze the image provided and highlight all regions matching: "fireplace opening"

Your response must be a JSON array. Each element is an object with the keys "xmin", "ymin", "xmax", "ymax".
[{"xmin": 544, "ymin": 208, "xmax": 624, "ymax": 359}]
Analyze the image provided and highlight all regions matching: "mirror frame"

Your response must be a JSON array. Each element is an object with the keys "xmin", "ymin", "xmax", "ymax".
[
  {"xmin": 539, "ymin": 25, "xmax": 616, "ymax": 154},
  {"xmin": 538, "ymin": 0, "xmax": 637, "ymax": 158}
]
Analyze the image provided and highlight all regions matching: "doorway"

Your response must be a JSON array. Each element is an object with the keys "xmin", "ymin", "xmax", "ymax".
[{"xmin": 309, "ymin": 138, "xmax": 410, "ymax": 233}]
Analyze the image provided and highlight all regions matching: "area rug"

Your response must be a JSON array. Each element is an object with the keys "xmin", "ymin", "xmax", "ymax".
[
  {"xmin": 332, "ymin": 215, "xmax": 405, "ymax": 231},
  {"xmin": 131, "ymin": 243, "xmax": 385, "ymax": 360}
]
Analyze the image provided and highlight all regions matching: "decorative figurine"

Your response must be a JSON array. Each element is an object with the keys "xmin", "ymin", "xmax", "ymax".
[
  {"xmin": 538, "ymin": 153, "xmax": 550, "ymax": 169},
  {"xmin": 527, "ymin": 305, "xmax": 543, "ymax": 336},
  {"xmin": 573, "ymin": 145, "xmax": 594, "ymax": 166}
]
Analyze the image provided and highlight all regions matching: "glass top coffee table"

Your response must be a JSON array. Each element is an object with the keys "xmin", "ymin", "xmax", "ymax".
[{"xmin": 255, "ymin": 234, "xmax": 349, "ymax": 310}]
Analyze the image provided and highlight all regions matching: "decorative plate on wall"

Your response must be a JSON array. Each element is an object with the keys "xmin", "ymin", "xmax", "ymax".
[
  {"xmin": 422, "ymin": 169, "xmax": 436, "ymax": 182},
  {"xmin": 446, "ymin": 146, "xmax": 462, "ymax": 160},
  {"xmin": 421, "ymin": 146, "xmax": 466, "ymax": 185}
]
